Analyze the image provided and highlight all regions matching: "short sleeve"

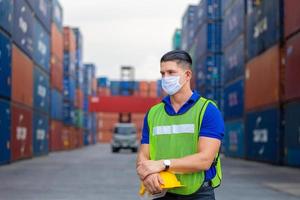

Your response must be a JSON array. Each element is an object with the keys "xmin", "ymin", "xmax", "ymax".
[{"xmin": 140, "ymin": 112, "xmax": 150, "ymax": 144}]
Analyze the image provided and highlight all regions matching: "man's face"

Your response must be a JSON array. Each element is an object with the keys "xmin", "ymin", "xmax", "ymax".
[{"xmin": 160, "ymin": 61, "xmax": 184, "ymax": 78}]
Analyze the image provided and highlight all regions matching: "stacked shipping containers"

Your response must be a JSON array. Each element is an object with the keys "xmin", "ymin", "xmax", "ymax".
[
  {"xmin": 222, "ymin": 0, "xmax": 246, "ymax": 158},
  {"xmin": 172, "ymin": 28, "xmax": 181, "ymax": 50},
  {"xmin": 283, "ymin": 0, "xmax": 300, "ymax": 167}
]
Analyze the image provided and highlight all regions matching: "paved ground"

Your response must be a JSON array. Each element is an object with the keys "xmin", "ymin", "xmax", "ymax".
[{"xmin": 0, "ymin": 144, "xmax": 299, "ymax": 200}]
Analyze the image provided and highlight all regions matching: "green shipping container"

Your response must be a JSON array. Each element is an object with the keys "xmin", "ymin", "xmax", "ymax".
[
  {"xmin": 75, "ymin": 109, "xmax": 84, "ymax": 128},
  {"xmin": 172, "ymin": 29, "xmax": 182, "ymax": 50}
]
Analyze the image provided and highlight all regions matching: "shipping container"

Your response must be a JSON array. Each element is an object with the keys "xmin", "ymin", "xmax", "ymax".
[
  {"xmin": 139, "ymin": 81, "xmax": 149, "ymax": 92},
  {"xmin": 224, "ymin": 119, "xmax": 245, "ymax": 158},
  {"xmin": 12, "ymin": 45, "xmax": 33, "ymax": 107},
  {"xmin": 223, "ymin": 79, "xmax": 244, "ymax": 120},
  {"xmin": 50, "ymin": 55, "xmax": 63, "ymax": 91},
  {"xmin": 63, "ymin": 102, "xmax": 75, "ymax": 125},
  {"xmin": 172, "ymin": 28, "xmax": 181, "ymax": 50},
  {"xmin": 83, "ymin": 95, "xmax": 89, "ymax": 112},
  {"xmin": 0, "ymin": 31, "xmax": 12, "ymax": 99},
  {"xmin": 222, "ymin": 0, "xmax": 236, "ymax": 14},
  {"xmin": 50, "ymin": 89, "xmax": 63, "ymax": 120},
  {"xmin": 75, "ymin": 89, "xmax": 83, "ymax": 109},
  {"xmin": 97, "ymin": 77, "xmax": 109, "ymax": 88},
  {"xmin": 33, "ymin": 18, "xmax": 50, "ymax": 72},
  {"xmin": 0, "ymin": 99, "xmax": 11, "ymax": 165},
  {"xmin": 72, "ymin": 28, "xmax": 83, "ymax": 68},
  {"xmin": 196, "ymin": 0, "xmax": 221, "ymax": 28},
  {"xmin": 75, "ymin": 69, "xmax": 83, "ymax": 90},
  {"xmin": 11, "ymin": 103, "xmax": 33, "ymax": 161},
  {"xmin": 63, "ymin": 52, "xmax": 76, "ymax": 77},
  {"xmin": 194, "ymin": 21, "xmax": 222, "ymax": 56},
  {"xmin": 245, "ymin": 106, "xmax": 283, "ymax": 164},
  {"xmin": 245, "ymin": 45, "xmax": 282, "ymax": 111},
  {"xmin": 284, "ymin": 0, "xmax": 300, "ymax": 39},
  {"xmin": 246, "ymin": 0, "xmax": 282, "ymax": 60},
  {"xmin": 51, "ymin": 0, "xmax": 63, "ymax": 32},
  {"xmin": 63, "ymin": 75, "xmax": 76, "ymax": 102},
  {"xmin": 63, "ymin": 27, "xmax": 76, "ymax": 53},
  {"xmin": 98, "ymin": 131, "xmax": 113, "ymax": 143},
  {"xmin": 181, "ymin": 5, "xmax": 197, "ymax": 51},
  {"xmin": 51, "ymin": 23, "xmax": 63, "ymax": 61},
  {"xmin": 84, "ymin": 130, "xmax": 91, "ymax": 145},
  {"xmin": 32, "ymin": 111, "xmax": 49, "ymax": 156},
  {"xmin": 27, "ymin": 0, "xmax": 51, "ymax": 33},
  {"xmin": 156, "ymin": 80, "xmax": 164, "ymax": 97},
  {"xmin": 0, "ymin": 0, "xmax": 13, "ymax": 35},
  {"xmin": 284, "ymin": 101, "xmax": 300, "ymax": 167},
  {"xmin": 74, "ymin": 109, "xmax": 84, "ymax": 128},
  {"xmin": 110, "ymin": 81, "xmax": 120, "ymax": 96},
  {"xmin": 285, "ymin": 32, "xmax": 300, "ymax": 101},
  {"xmin": 49, "ymin": 120, "xmax": 63, "ymax": 151},
  {"xmin": 13, "ymin": 0, "xmax": 34, "ymax": 58},
  {"xmin": 61, "ymin": 125, "xmax": 70, "ymax": 150},
  {"xmin": 33, "ymin": 67, "xmax": 50, "ymax": 114},
  {"xmin": 223, "ymin": 35, "xmax": 245, "ymax": 84},
  {"xmin": 222, "ymin": 0, "xmax": 245, "ymax": 49}
]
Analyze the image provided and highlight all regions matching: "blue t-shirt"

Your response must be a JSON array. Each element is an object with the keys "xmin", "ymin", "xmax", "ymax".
[{"xmin": 141, "ymin": 91, "xmax": 224, "ymax": 181}]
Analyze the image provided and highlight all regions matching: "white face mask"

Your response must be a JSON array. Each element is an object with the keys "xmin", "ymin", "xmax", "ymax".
[{"xmin": 161, "ymin": 76, "xmax": 183, "ymax": 95}]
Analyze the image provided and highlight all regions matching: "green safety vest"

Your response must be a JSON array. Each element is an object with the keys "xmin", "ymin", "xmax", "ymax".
[{"xmin": 147, "ymin": 97, "xmax": 222, "ymax": 195}]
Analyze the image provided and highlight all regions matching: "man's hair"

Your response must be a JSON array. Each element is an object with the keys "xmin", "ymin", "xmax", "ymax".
[{"xmin": 160, "ymin": 50, "xmax": 193, "ymax": 69}]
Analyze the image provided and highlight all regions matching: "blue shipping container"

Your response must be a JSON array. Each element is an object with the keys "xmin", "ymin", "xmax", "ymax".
[
  {"xmin": 63, "ymin": 75, "xmax": 76, "ymax": 102},
  {"xmin": 83, "ymin": 95, "xmax": 89, "ymax": 112},
  {"xmin": 0, "ymin": 0, "xmax": 13, "ymax": 34},
  {"xmin": 246, "ymin": 0, "xmax": 282, "ymax": 60},
  {"xmin": 75, "ymin": 69, "xmax": 83, "ymax": 90},
  {"xmin": 245, "ymin": 107, "xmax": 282, "ymax": 164},
  {"xmin": 222, "ymin": 0, "xmax": 236, "ymax": 14},
  {"xmin": 195, "ymin": 22, "xmax": 222, "ymax": 57},
  {"xmin": 33, "ymin": 111, "xmax": 49, "ymax": 156},
  {"xmin": 33, "ymin": 18, "xmax": 50, "ymax": 72},
  {"xmin": 27, "ymin": 0, "xmax": 51, "ymax": 32},
  {"xmin": 223, "ymin": 79, "xmax": 244, "ymax": 120},
  {"xmin": 0, "ymin": 32, "xmax": 12, "ymax": 99},
  {"xmin": 224, "ymin": 119, "xmax": 245, "ymax": 158},
  {"xmin": 181, "ymin": 5, "xmax": 197, "ymax": 51},
  {"xmin": 50, "ymin": 89, "xmax": 63, "ymax": 120},
  {"xmin": 84, "ymin": 130, "xmax": 90, "ymax": 146},
  {"xmin": 97, "ymin": 77, "xmax": 109, "ymax": 88},
  {"xmin": 33, "ymin": 67, "xmax": 50, "ymax": 114},
  {"xmin": 63, "ymin": 102, "xmax": 75, "ymax": 125},
  {"xmin": 0, "ymin": 99, "xmax": 10, "ymax": 165},
  {"xmin": 284, "ymin": 101, "xmax": 300, "ymax": 167},
  {"xmin": 83, "ymin": 63, "xmax": 95, "ymax": 80},
  {"xmin": 197, "ymin": 0, "xmax": 221, "ymax": 28},
  {"xmin": 13, "ymin": 0, "xmax": 34, "ymax": 58},
  {"xmin": 223, "ymin": 35, "xmax": 245, "ymax": 84},
  {"xmin": 63, "ymin": 52, "xmax": 76, "ymax": 76},
  {"xmin": 51, "ymin": 0, "xmax": 63, "ymax": 32},
  {"xmin": 222, "ymin": 0, "xmax": 245, "ymax": 49},
  {"xmin": 110, "ymin": 81, "xmax": 120, "ymax": 96}
]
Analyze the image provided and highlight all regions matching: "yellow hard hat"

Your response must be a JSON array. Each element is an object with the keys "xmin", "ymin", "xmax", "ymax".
[{"xmin": 139, "ymin": 171, "xmax": 184, "ymax": 195}]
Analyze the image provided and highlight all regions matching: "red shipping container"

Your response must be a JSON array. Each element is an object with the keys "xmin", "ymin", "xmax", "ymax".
[
  {"xmin": 51, "ymin": 24, "xmax": 63, "ymax": 62},
  {"xmin": 12, "ymin": 45, "xmax": 33, "ymax": 107},
  {"xmin": 284, "ymin": 0, "xmax": 300, "ymax": 38},
  {"xmin": 245, "ymin": 45, "xmax": 283, "ymax": 111},
  {"xmin": 149, "ymin": 81, "xmax": 157, "ymax": 90},
  {"xmin": 50, "ymin": 55, "xmax": 63, "ymax": 91},
  {"xmin": 63, "ymin": 27, "xmax": 76, "ymax": 53},
  {"xmin": 61, "ymin": 126, "xmax": 71, "ymax": 150},
  {"xmin": 285, "ymin": 32, "xmax": 300, "ymax": 101},
  {"xmin": 69, "ymin": 126, "xmax": 76, "ymax": 149},
  {"xmin": 49, "ymin": 120, "xmax": 63, "ymax": 151},
  {"xmin": 11, "ymin": 103, "xmax": 33, "ymax": 161}
]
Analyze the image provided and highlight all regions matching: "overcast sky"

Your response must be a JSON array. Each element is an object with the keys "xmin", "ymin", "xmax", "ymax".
[{"xmin": 60, "ymin": 0, "xmax": 200, "ymax": 81}]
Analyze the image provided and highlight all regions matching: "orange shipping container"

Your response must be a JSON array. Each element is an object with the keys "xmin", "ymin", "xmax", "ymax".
[
  {"xmin": 98, "ymin": 131, "xmax": 113, "ymax": 143},
  {"xmin": 12, "ymin": 45, "xmax": 33, "ymax": 107},
  {"xmin": 63, "ymin": 27, "xmax": 76, "ymax": 53},
  {"xmin": 61, "ymin": 126, "xmax": 71, "ymax": 150},
  {"xmin": 139, "ymin": 81, "xmax": 149, "ymax": 91},
  {"xmin": 245, "ymin": 45, "xmax": 283, "ymax": 111},
  {"xmin": 75, "ymin": 89, "xmax": 84, "ymax": 109},
  {"xmin": 50, "ymin": 55, "xmax": 63, "ymax": 91},
  {"xmin": 51, "ymin": 24, "xmax": 63, "ymax": 62},
  {"xmin": 92, "ymin": 78, "xmax": 97, "ymax": 93},
  {"xmin": 49, "ymin": 120, "xmax": 63, "ymax": 151}
]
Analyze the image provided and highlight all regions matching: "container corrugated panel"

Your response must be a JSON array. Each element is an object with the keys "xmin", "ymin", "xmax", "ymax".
[
  {"xmin": 284, "ymin": 101, "xmax": 300, "ymax": 167},
  {"xmin": 83, "ymin": 95, "xmax": 89, "ymax": 112},
  {"xmin": 0, "ymin": 99, "xmax": 11, "ymax": 165},
  {"xmin": 97, "ymin": 77, "xmax": 109, "ymax": 88},
  {"xmin": 33, "ymin": 18, "xmax": 50, "ymax": 73},
  {"xmin": 72, "ymin": 28, "xmax": 83, "ymax": 68},
  {"xmin": 83, "ymin": 112, "xmax": 91, "ymax": 130},
  {"xmin": 181, "ymin": 5, "xmax": 197, "ymax": 51},
  {"xmin": 50, "ymin": 89, "xmax": 63, "ymax": 120},
  {"xmin": 195, "ymin": 22, "xmax": 222, "ymax": 56},
  {"xmin": 84, "ymin": 130, "xmax": 91, "ymax": 146},
  {"xmin": 0, "ymin": 32, "xmax": 12, "ymax": 99},
  {"xmin": 63, "ymin": 52, "xmax": 76, "ymax": 77},
  {"xmin": 110, "ymin": 81, "xmax": 120, "ymax": 96},
  {"xmin": 74, "ymin": 109, "xmax": 84, "ymax": 128},
  {"xmin": 284, "ymin": 0, "xmax": 300, "ymax": 39},
  {"xmin": 51, "ymin": 23, "xmax": 63, "ymax": 62},
  {"xmin": 285, "ymin": 32, "xmax": 300, "ymax": 101},
  {"xmin": 63, "ymin": 27, "xmax": 76, "ymax": 53},
  {"xmin": 61, "ymin": 125, "xmax": 71, "ymax": 150},
  {"xmin": 49, "ymin": 120, "xmax": 62, "ymax": 151},
  {"xmin": 13, "ymin": 0, "xmax": 34, "ymax": 58},
  {"xmin": 33, "ymin": 111, "xmax": 49, "ymax": 156},
  {"xmin": 83, "ymin": 63, "xmax": 96, "ymax": 80},
  {"xmin": 75, "ymin": 69, "xmax": 83, "ymax": 90},
  {"xmin": 222, "ymin": 0, "xmax": 236, "ymax": 14},
  {"xmin": 223, "ymin": 35, "xmax": 245, "ymax": 84},
  {"xmin": 245, "ymin": 106, "xmax": 282, "ymax": 164},
  {"xmin": 223, "ymin": 79, "xmax": 244, "ymax": 120},
  {"xmin": 0, "ymin": 0, "xmax": 13, "ymax": 35},
  {"xmin": 50, "ymin": 55, "xmax": 63, "ymax": 91},
  {"xmin": 245, "ymin": 45, "xmax": 282, "ymax": 111},
  {"xmin": 222, "ymin": 0, "xmax": 245, "ymax": 49},
  {"xmin": 26, "ymin": 0, "xmax": 51, "ymax": 33},
  {"xmin": 224, "ymin": 119, "xmax": 245, "ymax": 158},
  {"xmin": 197, "ymin": 0, "xmax": 221, "ymax": 27},
  {"xmin": 246, "ymin": 0, "xmax": 282, "ymax": 60},
  {"xmin": 51, "ymin": 0, "xmax": 63, "ymax": 32},
  {"xmin": 33, "ymin": 67, "xmax": 50, "ymax": 114},
  {"xmin": 63, "ymin": 102, "xmax": 75, "ymax": 125},
  {"xmin": 12, "ymin": 45, "xmax": 33, "ymax": 107},
  {"xmin": 11, "ymin": 103, "xmax": 33, "ymax": 161},
  {"xmin": 63, "ymin": 75, "xmax": 76, "ymax": 102}
]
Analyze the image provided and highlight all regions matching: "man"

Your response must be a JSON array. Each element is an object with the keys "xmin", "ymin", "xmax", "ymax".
[{"xmin": 136, "ymin": 50, "xmax": 224, "ymax": 200}]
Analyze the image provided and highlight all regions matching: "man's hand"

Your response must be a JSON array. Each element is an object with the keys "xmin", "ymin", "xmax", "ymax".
[
  {"xmin": 143, "ymin": 173, "xmax": 164, "ymax": 195},
  {"xmin": 137, "ymin": 160, "xmax": 165, "ymax": 180}
]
